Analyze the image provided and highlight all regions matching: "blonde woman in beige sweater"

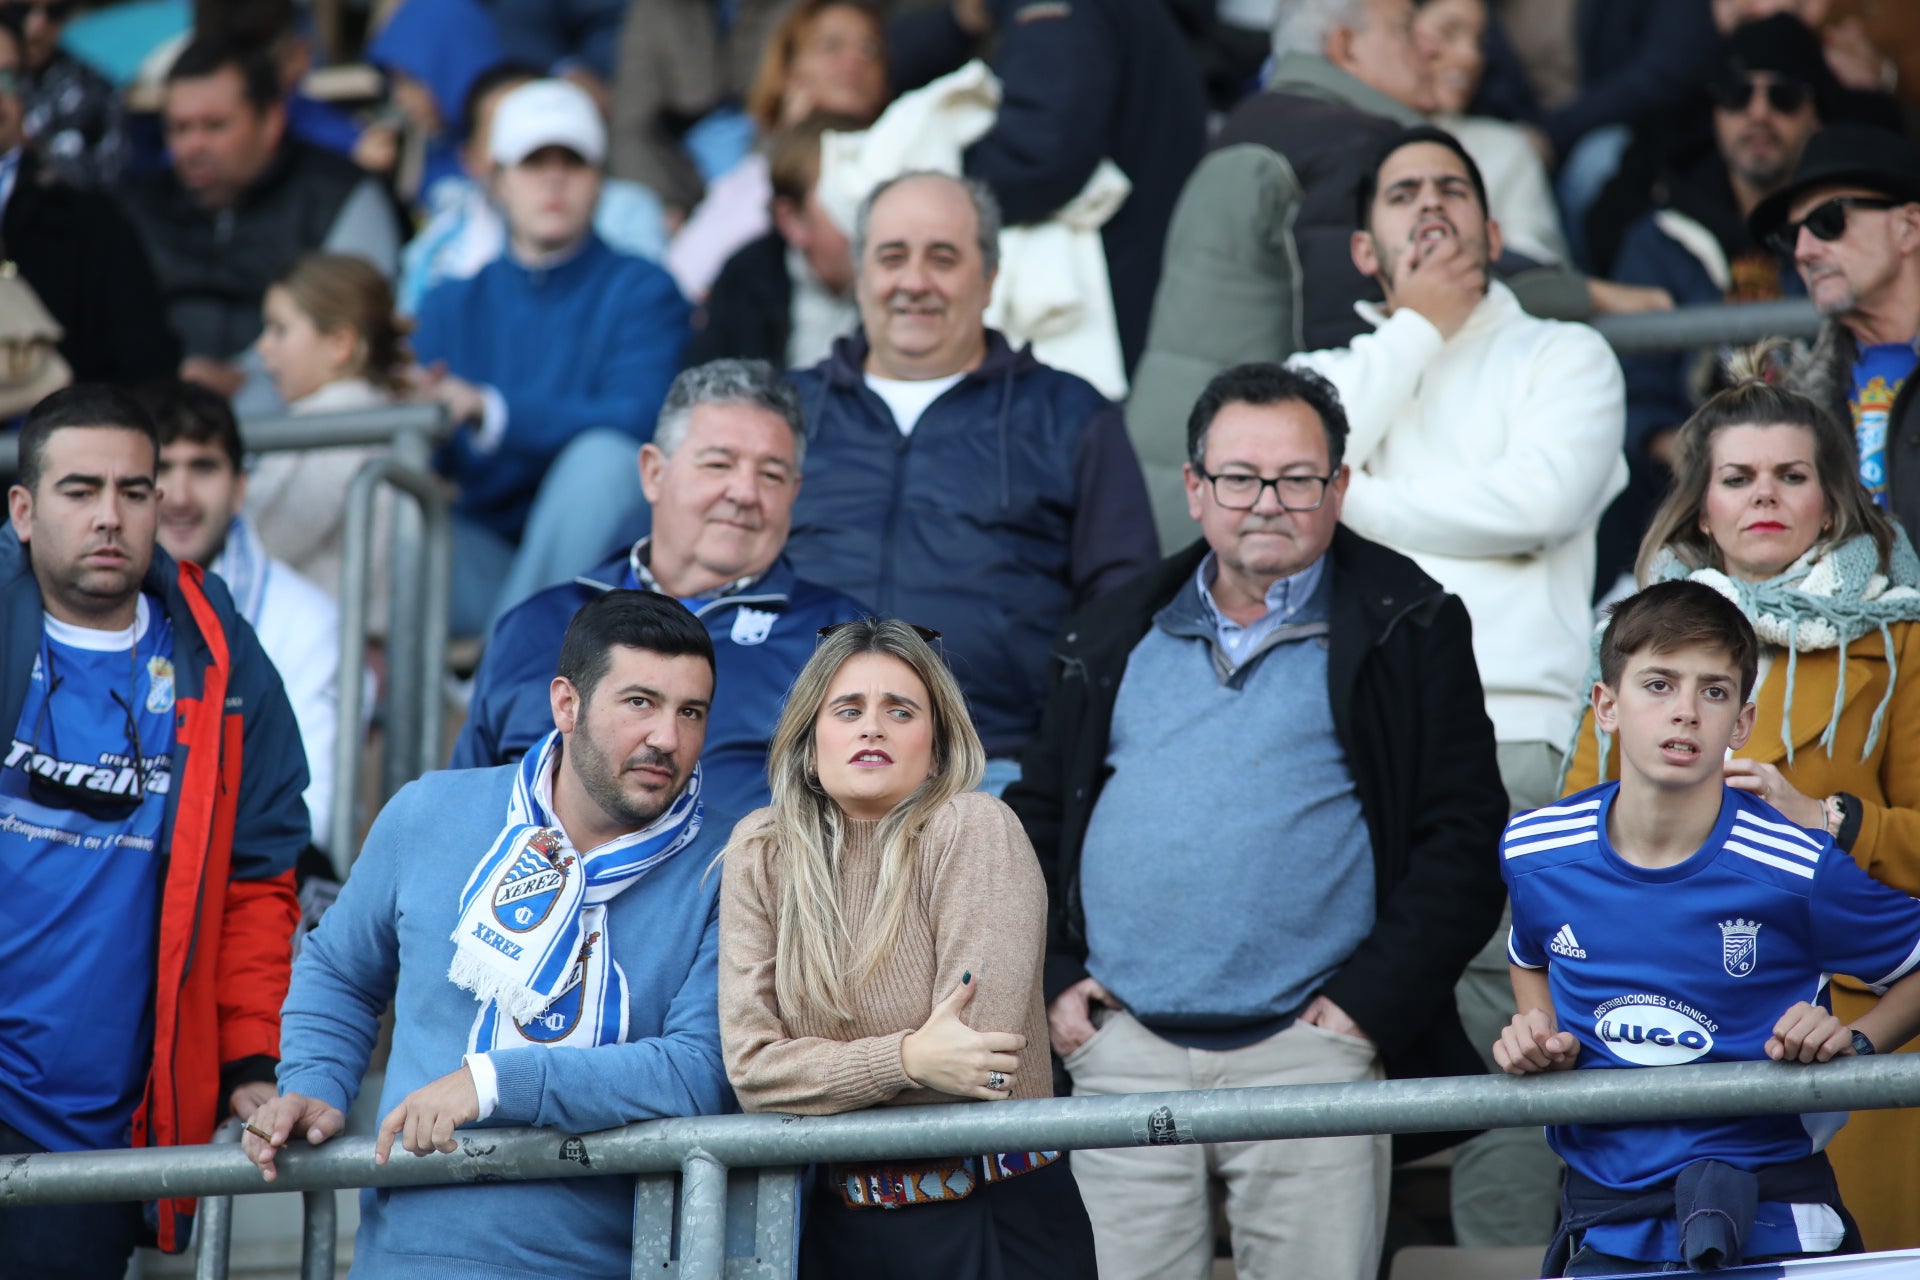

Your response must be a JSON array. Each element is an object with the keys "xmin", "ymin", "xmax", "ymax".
[{"xmin": 718, "ymin": 619, "xmax": 1097, "ymax": 1278}]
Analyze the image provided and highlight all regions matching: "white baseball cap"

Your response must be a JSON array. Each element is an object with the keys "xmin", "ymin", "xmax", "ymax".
[{"xmin": 489, "ymin": 79, "xmax": 607, "ymax": 168}]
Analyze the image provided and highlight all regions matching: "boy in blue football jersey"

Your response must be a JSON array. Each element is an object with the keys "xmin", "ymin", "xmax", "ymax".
[{"xmin": 1496, "ymin": 581, "xmax": 1920, "ymax": 1276}]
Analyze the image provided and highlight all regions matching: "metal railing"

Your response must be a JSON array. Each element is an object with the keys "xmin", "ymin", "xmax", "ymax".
[
  {"xmin": 0, "ymin": 404, "xmax": 449, "ymax": 475},
  {"xmin": 1590, "ymin": 298, "xmax": 1823, "ymax": 354},
  {"xmin": 7, "ymin": 1056, "xmax": 1920, "ymax": 1278},
  {"xmin": 330, "ymin": 446, "xmax": 451, "ymax": 868}
]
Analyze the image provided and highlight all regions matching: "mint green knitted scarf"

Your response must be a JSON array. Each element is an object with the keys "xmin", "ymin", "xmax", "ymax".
[{"xmin": 1578, "ymin": 529, "xmax": 1920, "ymax": 777}]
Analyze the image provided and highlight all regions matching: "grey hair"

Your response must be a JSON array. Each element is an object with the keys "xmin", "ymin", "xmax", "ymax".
[
  {"xmin": 652, "ymin": 359, "xmax": 807, "ymax": 469},
  {"xmin": 1271, "ymin": 0, "xmax": 1371, "ymax": 58},
  {"xmin": 851, "ymin": 170, "xmax": 1002, "ymax": 278}
]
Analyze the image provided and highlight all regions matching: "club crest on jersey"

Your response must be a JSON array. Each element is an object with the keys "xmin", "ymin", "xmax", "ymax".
[
  {"xmin": 146, "ymin": 657, "xmax": 175, "ymax": 714},
  {"xmin": 1719, "ymin": 918, "xmax": 1761, "ymax": 978},
  {"xmin": 730, "ymin": 607, "xmax": 777, "ymax": 646},
  {"xmin": 492, "ymin": 828, "xmax": 572, "ymax": 933}
]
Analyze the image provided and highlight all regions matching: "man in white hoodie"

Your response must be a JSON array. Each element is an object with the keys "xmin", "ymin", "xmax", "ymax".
[{"xmin": 1289, "ymin": 122, "xmax": 1626, "ymax": 1249}]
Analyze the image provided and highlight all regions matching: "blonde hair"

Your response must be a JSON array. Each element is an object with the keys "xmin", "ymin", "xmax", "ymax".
[
  {"xmin": 744, "ymin": 0, "xmax": 886, "ymax": 131},
  {"xmin": 1636, "ymin": 339, "xmax": 1898, "ymax": 584},
  {"xmin": 749, "ymin": 619, "xmax": 984, "ymax": 1022},
  {"xmin": 273, "ymin": 253, "xmax": 412, "ymax": 392}
]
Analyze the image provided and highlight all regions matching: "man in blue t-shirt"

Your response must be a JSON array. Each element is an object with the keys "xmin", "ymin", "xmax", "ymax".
[
  {"xmin": 1496, "ymin": 581, "xmax": 1920, "ymax": 1276},
  {"xmin": 0, "ymin": 385, "xmax": 309, "ymax": 1275},
  {"xmin": 1753, "ymin": 124, "xmax": 1920, "ymax": 539}
]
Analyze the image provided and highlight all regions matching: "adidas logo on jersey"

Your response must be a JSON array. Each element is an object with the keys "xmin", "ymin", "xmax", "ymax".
[{"xmin": 1550, "ymin": 924, "xmax": 1587, "ymax": 959}]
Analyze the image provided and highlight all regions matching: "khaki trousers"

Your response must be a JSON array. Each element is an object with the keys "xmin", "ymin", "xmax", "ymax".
[{"xmin": 1065, "ymin": 1010, "xmax": 1390, "ymax": 1280}]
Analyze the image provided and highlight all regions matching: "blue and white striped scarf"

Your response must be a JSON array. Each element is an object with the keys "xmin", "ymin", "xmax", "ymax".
[
  {"xmin": 210, "ymin": 515, "xmax": 271, "ymax": 626},
  {"xmin": 448, "ymin": 730, "xmax": 703, "ymax": 1051}
]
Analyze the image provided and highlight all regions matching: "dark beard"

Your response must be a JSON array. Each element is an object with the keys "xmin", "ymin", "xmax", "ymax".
[{"xmin": 564, "ymin": 710, "xmax": 678, "ymax": 830}]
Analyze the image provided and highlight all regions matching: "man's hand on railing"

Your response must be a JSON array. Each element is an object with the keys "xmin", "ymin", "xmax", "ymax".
[
  {"xmin": 1493, "ymin": 1007, "xmax": 1582, "ymax": 1075},
  {"xmin": 242, "ymin": 1092, "xmax": 348, "ymax": 1182},
  {"xmin": 375, "ymin": 1064, "xmax": 482, "ymax": 1163}
]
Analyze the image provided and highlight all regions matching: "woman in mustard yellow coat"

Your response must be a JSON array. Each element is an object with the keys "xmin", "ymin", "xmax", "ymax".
[{"xmin": 1562, "ymin": 367, "xmax": 1920, "ymax": 1250}]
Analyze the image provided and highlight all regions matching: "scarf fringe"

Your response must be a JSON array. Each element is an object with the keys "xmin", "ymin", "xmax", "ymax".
[{"xmin": 448, "ymin": 949, "xmax": 556, "ymax": 1025}]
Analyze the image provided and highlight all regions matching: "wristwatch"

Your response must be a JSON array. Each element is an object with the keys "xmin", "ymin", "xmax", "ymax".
[{"xmin": 1851, "ymin": 1029, "xmax": 1876, "ymax": 1057}]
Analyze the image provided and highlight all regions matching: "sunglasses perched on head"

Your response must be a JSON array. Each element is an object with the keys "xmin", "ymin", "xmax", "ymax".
[
  {"xmin": 1710, "ymin": 77, "xmax": 1810, "ymax": 116},
  {"xmin": 1765, "ymin": 196, "xmax": 1903, "ymax": 256},
  {"xmin": 817, "ymin": 621, "xmax": 943, "ymax": 645}
]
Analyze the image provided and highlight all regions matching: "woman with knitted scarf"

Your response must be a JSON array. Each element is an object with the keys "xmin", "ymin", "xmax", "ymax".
[{"xmin": 1561, "ymin": 358, "xmax": 1920, "ymax": 1250}]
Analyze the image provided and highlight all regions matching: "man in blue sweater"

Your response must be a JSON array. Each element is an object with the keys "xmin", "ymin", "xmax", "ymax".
[
  {"xmin": 244, "ymin": 591, "xmax": 735, "ymax": 1279},
  {"xmin": 453, "ymin": 359, "xmax": 868, "ymax": 816},
  {"xmin": 1006, "ymin": 363, "xmax": 1505, "ymax": 1280},
  {"xmin": 412, "ymin": 79, "xmax": 691, "ymax": 637}
]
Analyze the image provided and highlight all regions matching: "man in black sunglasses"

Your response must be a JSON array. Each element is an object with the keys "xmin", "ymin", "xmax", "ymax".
[
  {"xmin": 1752, "ymin": 123, "xmax": 1920, "ymax": 543},
  {"xmin": 1597, "ymin": 13, "xmax": 1825, "ymax": 592},
  {"xmin": 0, "ymin": 385, "xmax": 310, "ymax": 1277}
]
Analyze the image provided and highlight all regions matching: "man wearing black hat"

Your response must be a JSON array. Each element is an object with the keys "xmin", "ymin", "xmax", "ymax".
[
  {"xmin": 1595, "ymin": 14, "xmax": 1826, "ymax": 592},
  {"xmin": 1753, "ymin": 123, "xmax": 1920, "ymax": 541}
]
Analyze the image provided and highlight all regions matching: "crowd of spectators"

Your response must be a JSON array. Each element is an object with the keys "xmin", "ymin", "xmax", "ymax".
[{"xmin": 4, "ymin": 0, "xmax": 1920, "ymax": 1277}]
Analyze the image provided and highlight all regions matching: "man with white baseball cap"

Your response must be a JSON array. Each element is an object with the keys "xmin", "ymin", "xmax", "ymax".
[{"xmin": 411, "ymin": 78, "xmax": 691, "ymax": 638}]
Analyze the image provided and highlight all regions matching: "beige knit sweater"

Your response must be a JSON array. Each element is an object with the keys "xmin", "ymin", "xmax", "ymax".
[{"xmin": 718, "ymin": 791, "xmax": 1052, "ymax": 1115}]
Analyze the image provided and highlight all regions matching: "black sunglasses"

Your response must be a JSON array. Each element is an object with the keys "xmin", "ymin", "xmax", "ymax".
[
  {"xmin": 1766, "ymin": 196, "xmax": 1903, "ymax": 256},
  {"xmin": 25, "ymin": 647, "xmax": 149, "ymax": 822},
  {"xmin": 817, "ymin": 621, "xmax": 943, "ymax": 645},
  {"xmin": 1710, "ymin": 77, "xmax": 1809, "ymax": 116}
]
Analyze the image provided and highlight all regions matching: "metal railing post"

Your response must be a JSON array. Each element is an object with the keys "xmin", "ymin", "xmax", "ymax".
[
  {"xmin": 192, "ymin": 1120, "xmax": 241, "ymax": 1280},
  {"xmin": 301, "ymin": 1188, "xmax": 338, "ymax": 1280},
  {"xmin": 751, "ymin": 1167, "xmax": 802, "ymax": 1280},
  {"xmin": 333, "ymin": 454, "xmax": 450, "ymax": 865},
  {"xmin": 630, "ymin": 1173, "xmax": 677, "ymax": 1278},
  {"xmin": 678, "ymin": 1150, "xmax": 729, "ymax": 1280},
  {"xmin": 381, "ymin": 428, "xmax": 431, "ymax": 807}
]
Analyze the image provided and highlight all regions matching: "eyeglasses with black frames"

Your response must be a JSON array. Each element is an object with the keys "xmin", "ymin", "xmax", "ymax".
[{"xmin": 1193, "ymin": 467, "xmax": 1338, "ymax": 512}]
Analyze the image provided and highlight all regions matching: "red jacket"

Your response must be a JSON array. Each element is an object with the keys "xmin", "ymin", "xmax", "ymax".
[{"xmin": 0, "ymin": 539, "xmax": 309, "ymax": 1252}]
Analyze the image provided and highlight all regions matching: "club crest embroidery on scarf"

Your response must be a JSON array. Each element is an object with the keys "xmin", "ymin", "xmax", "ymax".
[{"xmin": 448, "ymin": 730, "xmax": 703, "ymax": 1051}]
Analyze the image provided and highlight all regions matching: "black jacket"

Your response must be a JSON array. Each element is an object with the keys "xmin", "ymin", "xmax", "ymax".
[
  {"xmin": 119, "ymin": 140, "xmax": 365, "ymax": 359},
  {"xmin": 4, "ymin": 149, "xmax": 178, "ymax": 385},
  {"xmin": 684, "ymin": 230, "xmax": 790, "ymax": 369},
  {"xmin": 1004, "ymin": 529, "xmax": 1508, "ymax": 1099}
]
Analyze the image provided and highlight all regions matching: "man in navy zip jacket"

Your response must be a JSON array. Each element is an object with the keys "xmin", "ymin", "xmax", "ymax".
[
  {"xmin": 784, "ymin": 172, "xmax": 1159, "ymax": 788},
  {"xmin": 453, "ymin": 360, "xmax": 866, "ymax": 816}
]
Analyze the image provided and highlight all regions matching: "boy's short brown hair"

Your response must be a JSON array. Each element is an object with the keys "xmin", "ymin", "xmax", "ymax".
[{"xmin": 1599, "ymin": 581, "xmax": 1759, "ymax": 701}]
